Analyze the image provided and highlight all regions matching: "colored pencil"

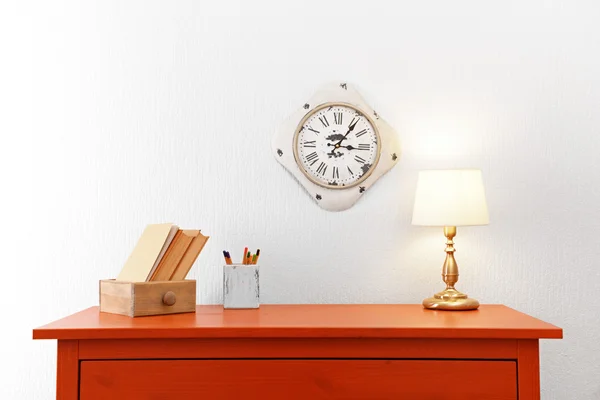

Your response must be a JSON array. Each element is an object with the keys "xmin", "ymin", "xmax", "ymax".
[
  {"xmin": 246, "ymin": 251, "xmax": 251, "ymax": 265},
  {"xmin": 251, "ymin": 254, "xmax": 257, "ymax": 265},
  {"xmin": 253, "ymin": 249, "xmax": 260, "ymax": 265},
  {"xmin": 242, "ymin": 247, "xmax": 248, "ymax": 265},
  {"xmin": 223, "ymin": 251, "xmax": 230, "ymax": 265}
]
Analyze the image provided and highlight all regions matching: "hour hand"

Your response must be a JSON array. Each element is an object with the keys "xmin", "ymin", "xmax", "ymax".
[{"xmin": 341, "ymin": 145, "xmax": 369, "ymax": 151}]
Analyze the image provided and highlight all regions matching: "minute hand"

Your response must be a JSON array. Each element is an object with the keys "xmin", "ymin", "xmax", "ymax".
[{"xmin": 335, "ymin": 118, "xmax": 360, "ymax": 145}]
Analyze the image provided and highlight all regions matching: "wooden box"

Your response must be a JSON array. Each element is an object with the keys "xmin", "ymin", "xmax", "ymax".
[{"xmin": 99, "ymin": 279, "xmax": 196, "ymax": 317}]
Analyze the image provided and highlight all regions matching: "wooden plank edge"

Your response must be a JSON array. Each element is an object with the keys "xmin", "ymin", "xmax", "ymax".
[
  {"xmin": 56, "ymin": 340, "xmax": 79, "ymax": 400},
  {"xmin": 79, "ymin": 337, "xmax": 519, "ymax": 360},
  {"xmin": 517, "ymin": 339, "xmax": 541, "ymax": 400},
  {"xmin": 32, "ymin": 327, "xmax": 564, "ymax": 340}
]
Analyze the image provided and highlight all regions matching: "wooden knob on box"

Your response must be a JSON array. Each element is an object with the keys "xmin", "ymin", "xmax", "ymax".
[{"xmin": 162, "ymin": 291, "xmax": 177, "ymax": 306}]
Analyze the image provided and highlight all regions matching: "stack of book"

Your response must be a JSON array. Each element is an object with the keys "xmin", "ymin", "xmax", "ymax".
[{"xmin": 116, "ymin": 223, "xmax": 209, "ymax": 282}]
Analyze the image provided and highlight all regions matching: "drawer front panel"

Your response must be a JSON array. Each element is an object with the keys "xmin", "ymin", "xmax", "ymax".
[{"xmin": 80, "ymin": 359, "xmax": 517, "ymax": 400}]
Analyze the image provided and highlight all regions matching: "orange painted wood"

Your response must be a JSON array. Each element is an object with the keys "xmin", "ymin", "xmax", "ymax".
[
  {"xmin": 56, "ymin": 340, "xmax": 78, "ymax": 400},
  {"xmin": 79, "ymin": 337, "xmax": 518, "ymax": 360},
  {"xmin": 518, "ymin": 339, "xmax": 541, "ymax": 400},
  {"xmin": 33, "ymin": 304, "xmax": 563, "ymax": 340},
  {"xmin": 80, "ymin": 359, "xmax": 518, "ymax": 400},
  {"xmin": 35, "ymin": 304, "xmax": 561, "ymax": 398}
]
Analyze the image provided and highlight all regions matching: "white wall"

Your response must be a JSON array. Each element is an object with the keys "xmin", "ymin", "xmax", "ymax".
[{"xmin": 2, "ymin": 0, "xmax": 599, "ymax": 398}]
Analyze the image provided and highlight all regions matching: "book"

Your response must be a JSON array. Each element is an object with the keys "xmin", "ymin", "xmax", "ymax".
[
  {"xmin": 170, "ymin": 232, "xmax": 210, "ymax": 281},
  {"xmin": 116, "ymin": 223, "xmax": 178, "ymax": 282},
  {"xmin": 145, "ymin": 224, "xmax": 180, "ymax": 280},
  {"xmin": 148, "ymin": 230, "xmax": 198, "ymax": 281}
]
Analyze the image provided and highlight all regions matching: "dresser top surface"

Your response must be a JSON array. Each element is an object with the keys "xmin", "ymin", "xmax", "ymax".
[{"xmin": 33, "ymin": 304, "xmax": 562, "ymax": 340}]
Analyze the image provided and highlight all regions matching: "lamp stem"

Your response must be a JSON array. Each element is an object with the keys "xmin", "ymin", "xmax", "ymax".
[
  {"xmin": 442, "ymin": 226, "xmax": 458, "ymax": 290},
  {"xmin": 422, "ymin": 226, "xmax": 480, "ymax": 311}
]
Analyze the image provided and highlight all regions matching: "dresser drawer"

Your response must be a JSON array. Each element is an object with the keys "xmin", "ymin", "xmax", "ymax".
[{"xmin": 80, "ymin": 359, "xmax": 517, "ymax": 399}]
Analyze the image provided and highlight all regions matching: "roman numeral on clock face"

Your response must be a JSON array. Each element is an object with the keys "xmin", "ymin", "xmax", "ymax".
[
  {"xmin": 316, "ymin": 162, "xmax": 327, "ymax": 175},
  {"xmin": 295, "ymin": 104, "xmax": 379, "ymax": 188},
  {"xmin": 332, "ymin": 166, "xmax": 339, "ymax": 179},
  {"xmin": 319, "ymin": 116, "xmax": 329, "ymax": 128},
  {"xmin": 334, "ymin": 112, "xmax": 343, "ymax": 125},
  {"xmin": 306, "ymin": 152, "xmax": 319, "ymax": 165}
]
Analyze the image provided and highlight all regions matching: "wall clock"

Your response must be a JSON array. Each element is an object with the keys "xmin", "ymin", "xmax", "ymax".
[{"xmin": 272, "ymin": 82, "xmax": 401, "ymax": 211}]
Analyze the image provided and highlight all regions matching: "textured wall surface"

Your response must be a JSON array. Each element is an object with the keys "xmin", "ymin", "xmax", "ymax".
[{"xmin": 2, "ymin": 0, "xmax": 600, "ymax": 398}]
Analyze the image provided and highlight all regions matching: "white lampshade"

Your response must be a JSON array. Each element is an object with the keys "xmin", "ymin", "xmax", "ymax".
[{"xmin": 412, "ymin": 169, "xmax": 489, "ymax": 227}]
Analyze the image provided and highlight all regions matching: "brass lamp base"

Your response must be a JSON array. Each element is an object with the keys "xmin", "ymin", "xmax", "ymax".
[
  {"xmin": 422, "ymin": 288, "xmax": 480, "ymax": 311},
  {"xmin": 423, "ymin": 226, "xmax": 480, "ymax": 311}
]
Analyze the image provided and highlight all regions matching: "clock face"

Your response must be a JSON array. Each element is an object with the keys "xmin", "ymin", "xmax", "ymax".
[{"xmin": 293, "ymin": 103, "xmax": 380, "ymax": 189}]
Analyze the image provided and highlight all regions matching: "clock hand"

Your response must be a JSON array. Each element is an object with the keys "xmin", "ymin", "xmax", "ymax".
[
  {"xmin": 327, "ymin": 118, "xmax": 361, "ymax": 156},
  {"xmin": 326, "ymin": 142, "xmax": 350, "ymax": 157},
  {"xmin": 326, "ymin": 144, "xmax": 368, "ymax": 151},
  {"xmin": 342, "ymin": 145, "xmax": 370, "ymax": 151},
  {"xmin": 335, "ymin": 118, "xmax": 360, "ymax": 145}
]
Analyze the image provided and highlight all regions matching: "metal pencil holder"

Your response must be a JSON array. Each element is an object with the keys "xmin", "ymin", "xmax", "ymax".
[{"xmin": 223, "ymin": 264, "xmax": 260, "ymax": 309}]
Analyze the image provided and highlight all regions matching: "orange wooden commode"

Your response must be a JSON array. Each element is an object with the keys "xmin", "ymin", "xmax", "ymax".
[{"xmin": 33, "ymin": 304, "xmax": 562, "ymax": 400}]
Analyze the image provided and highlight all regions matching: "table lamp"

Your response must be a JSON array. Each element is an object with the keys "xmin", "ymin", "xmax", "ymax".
[{"xmin": 412, "ymin": 169, "xmax": 489, "ymax": 311}]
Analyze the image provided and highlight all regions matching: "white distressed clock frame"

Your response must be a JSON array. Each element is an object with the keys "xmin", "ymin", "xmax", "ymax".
[{"xmin": 272, "ymin": 82, "xmax": 401, "ymax": 212}]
